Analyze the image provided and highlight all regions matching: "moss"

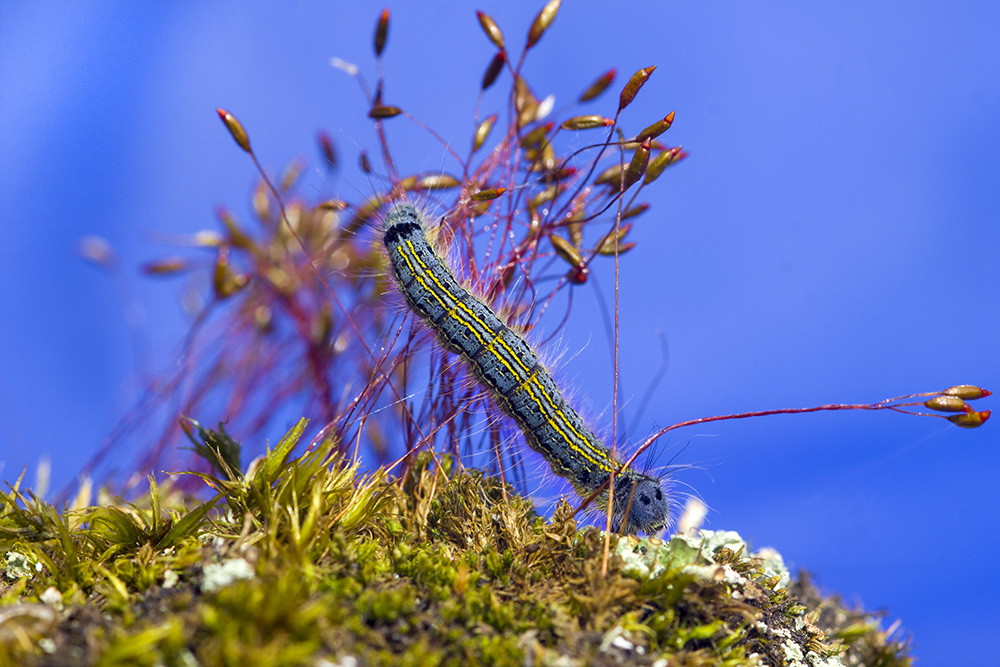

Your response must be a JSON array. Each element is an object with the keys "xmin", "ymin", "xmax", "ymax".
[{"xmin": 0, "ymin": 423, "xmax": 910, "ymax": 667}]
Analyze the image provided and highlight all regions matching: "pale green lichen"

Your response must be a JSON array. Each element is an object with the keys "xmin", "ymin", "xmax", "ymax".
[
  {"xmin": 4, "ymin": 550, "xmax": 41, "ymax": 581},
  {"xmin": 0, "ymin": 422, "xmax": 912, "ymax": 666},
  {"xmin": 617, "ymin": 529, "xmax": 789, "ymax": 586},
  {"xmin": 201, "ymin": 557, "xmax": 255, "ymax": 593},
  {"xmin": 162, "ymin": 568, "xmax": 179, "ymax": 589}
]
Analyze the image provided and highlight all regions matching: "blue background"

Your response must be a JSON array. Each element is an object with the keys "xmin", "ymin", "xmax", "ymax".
[{"xmin": 2, "ymin": 3, "xmax": 997, "ymax": 665}]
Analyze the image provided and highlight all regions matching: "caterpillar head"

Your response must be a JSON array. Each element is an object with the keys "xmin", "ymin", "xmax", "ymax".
[
  {"xmin": 614, "ymin": 472, "xmax": 670, "ymax": 535},
  {"xmin": 383, "ymin": 201, "xmax": 422, "ymax": 237}
]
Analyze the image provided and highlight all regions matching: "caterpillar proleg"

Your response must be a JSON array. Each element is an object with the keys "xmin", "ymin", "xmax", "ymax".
[{"xmin": 383, "ymin": 201, "xmax": 670, "ymax": 534}]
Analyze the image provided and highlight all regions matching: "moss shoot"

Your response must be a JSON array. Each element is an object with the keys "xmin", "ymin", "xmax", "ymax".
[{"xmin": 1, "ymin": 421, "xmax": 909, "ymax": 667}]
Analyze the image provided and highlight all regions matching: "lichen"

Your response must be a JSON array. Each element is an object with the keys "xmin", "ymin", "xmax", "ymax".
[
  {"xmin": 4, "ymin": 550, "xmax": 41, "ymax": 581},
  {"xmin": 0, "ymin": 422, "xmax": 911, "ymax": 666},
  {"xmin": 201, "ymin": 558, "xmax": 255, "ymax": 593}
]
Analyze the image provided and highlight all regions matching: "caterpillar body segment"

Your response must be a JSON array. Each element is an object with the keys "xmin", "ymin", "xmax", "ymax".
[{"xmin": 382, "ymin": 202, "xmax": 670, "ymax": 534}]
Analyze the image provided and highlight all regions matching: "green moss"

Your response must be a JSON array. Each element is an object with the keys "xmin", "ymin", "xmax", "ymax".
[{"xmin": 0, "ymin": 422, "xmax": 911, "ymax": 666}]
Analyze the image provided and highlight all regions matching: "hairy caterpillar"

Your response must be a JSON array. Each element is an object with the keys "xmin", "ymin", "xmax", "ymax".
[{"xmin": 383, "ymin": 201, "xmax": 670, "ymax": 534}]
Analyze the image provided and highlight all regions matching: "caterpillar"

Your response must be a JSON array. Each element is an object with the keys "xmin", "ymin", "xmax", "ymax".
[{"xmin": 382, "ymin": 201, "xmax": 670, "ymax": 534}]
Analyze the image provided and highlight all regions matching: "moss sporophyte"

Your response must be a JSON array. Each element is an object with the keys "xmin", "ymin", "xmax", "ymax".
[{"xmin": 4, "ymin": 3, "xmax": 989, "ymax": 666}]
